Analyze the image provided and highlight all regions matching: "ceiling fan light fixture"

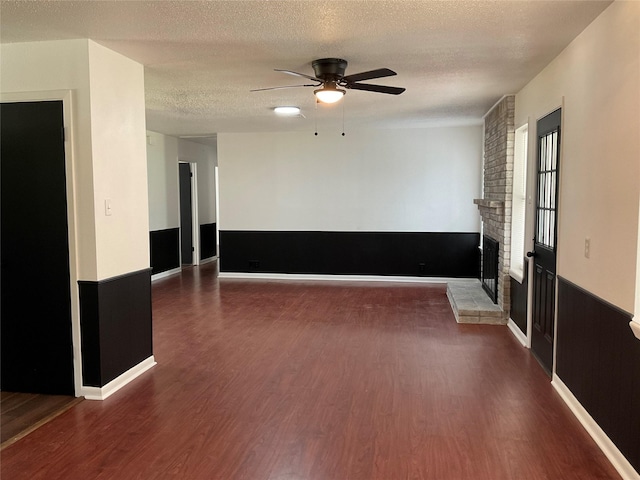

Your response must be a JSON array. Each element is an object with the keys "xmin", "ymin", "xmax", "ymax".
[
  {"xmin": 314, "ymin": 85, "xmax": 345, "ymax": 104},
  {"xmin": 274, "ymin": 106, "xmax": 301, "ymax": 116}
]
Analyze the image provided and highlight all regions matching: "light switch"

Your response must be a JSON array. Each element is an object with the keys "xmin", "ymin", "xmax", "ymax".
[
  {"xmin": 105, "ymin": 199, "xmax": 112, "ymax": 216},
  {"xmin": 584, "ymin": 237, "xmax": 590, "ymax": 258}
]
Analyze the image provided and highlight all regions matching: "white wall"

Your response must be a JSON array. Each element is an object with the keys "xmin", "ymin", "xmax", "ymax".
[
  {"xmin": 1, "ymin": 39, "xmax": 150, "ymax": 281},
  {"xmin": 88, "ymin": 41, "xmax": 149, "ymax": 280},
  {"xmin": 178, "ymin": 139, "xmax": 217, "ymax": 225},
  {"xmin": 515, "ymin": 1, "xmax": 640, "ymax": 313},
  {"xmin": 1, "ymin": 39, "xmax": 98, "ymax": 279},
  {"xmin": 218, "ymin": 127, "xmax": 482, "ymax": 233},
  {"xmin": 147, "ymin": 132, "xmax": 179, "ymax": 231}
]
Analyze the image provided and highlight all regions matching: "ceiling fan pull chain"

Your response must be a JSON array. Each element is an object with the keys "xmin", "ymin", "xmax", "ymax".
[
  {"xmin": 342, "ymin": 99, "xmax": 346, "ymax": 137},
  {"xmin": 314, "ymin": 98, "xmax": 318, "ymax": 136}
]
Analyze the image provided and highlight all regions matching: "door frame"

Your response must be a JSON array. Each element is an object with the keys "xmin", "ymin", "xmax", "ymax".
[
  {"xmin": 1, "ymin": 90, "xmax": 83, "ymax": 396},
  {"xmin": 526, "ymin": 102, "xmax": 564, "ymax": 375},
  {"xmin": 178, "ymin": 161, "xmax": 200, "ymax": 266},
  {"xmin": 215, "ymin": 165, "xmax": 220, "ymax": 258}
]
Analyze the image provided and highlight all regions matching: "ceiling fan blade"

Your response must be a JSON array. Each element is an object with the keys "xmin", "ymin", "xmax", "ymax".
[
  {"xmin": 250, "ymin": 84, "xmax": 317, "ymax": 92},
  {"xmin": 342, "ymin": 68, "xmax": 397, "ymax": 83},
  {"xmin": 345, "ymin": 83, "xmax": 406, "ymax": 95},
  {"xmin": 274, "ymin": 69, "xmax": 323, "ymax": 82}
]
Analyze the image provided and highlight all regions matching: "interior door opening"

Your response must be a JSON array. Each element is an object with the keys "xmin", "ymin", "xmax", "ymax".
[{"xmin": 179, "ymin": 162, "xmax": 199, "ymax": 266}]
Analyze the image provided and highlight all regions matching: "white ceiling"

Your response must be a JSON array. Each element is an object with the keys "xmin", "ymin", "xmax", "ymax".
[{"xmin": 1, "ymin": 1, "xmax": 612, "ymax": 139}]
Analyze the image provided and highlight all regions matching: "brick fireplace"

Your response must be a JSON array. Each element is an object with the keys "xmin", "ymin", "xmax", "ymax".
[{"xmin": 474, "ymin": 95, "xmax": 515, "ymax": 321}]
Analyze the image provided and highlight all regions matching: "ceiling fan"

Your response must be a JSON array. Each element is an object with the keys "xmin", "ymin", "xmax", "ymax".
[{"xmin": 251, "ymin": 58, "xmax": 406, "ymax": 103}]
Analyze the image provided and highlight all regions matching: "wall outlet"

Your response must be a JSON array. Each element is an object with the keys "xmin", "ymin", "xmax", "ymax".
[
  {"xmin": 249, "ymin": 260, "xmax": 260, "ymax": 270},
  {"xmin": 418, "ymin": 262, "xmax": 426, "ymax": 273},
  {"xmin": 584, "ymin": 237, "xmax": 590, "ymax": 258}
]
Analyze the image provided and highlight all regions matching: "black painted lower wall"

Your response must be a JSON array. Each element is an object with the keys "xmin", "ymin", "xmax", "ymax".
[
  {"xmin": 200, "ymin": 223, "xmax": 217, "ymax": 260},
  {"xmin": 220, "ymin": 231, "xmax": 480, "ymax": 278},
  {"xmin": 556, "ymin": 277, "xmax": 639, "ymax": 472},
  {"xmin": 150, "ymin": 228, "xmax": 180, "ymax": 275},
  {"xmin": 510, "ymin": 261, "xmax": 528, "ymax": 334},
  {"xmin": 79, "ymin": 269, "xmax": 153, "ymax": 388}
]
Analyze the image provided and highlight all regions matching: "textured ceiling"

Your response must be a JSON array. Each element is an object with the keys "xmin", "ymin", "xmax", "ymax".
[{"xmin": 1, "ymin": 1, "xmax": 612, "ymax": 138}]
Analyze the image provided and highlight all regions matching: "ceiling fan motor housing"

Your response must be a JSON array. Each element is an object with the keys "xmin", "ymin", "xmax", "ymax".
[{"xmin": 312, "ymin": 58, "xmax": 348, "ymax": 81}]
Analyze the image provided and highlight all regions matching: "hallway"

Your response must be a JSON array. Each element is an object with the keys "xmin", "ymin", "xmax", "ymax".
[{"xmin": 0, "ymin": 263, "xmax": 619, "ymax": 479}]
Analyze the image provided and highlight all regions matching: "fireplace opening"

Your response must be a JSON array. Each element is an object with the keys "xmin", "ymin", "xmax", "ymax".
[{"xmin": 482, "ymin": 235, "xmax": 499, "ymax": 304}]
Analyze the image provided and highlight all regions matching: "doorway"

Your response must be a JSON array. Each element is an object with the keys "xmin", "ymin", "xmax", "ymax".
[
  {"xmin": 1, "ymin": 101, "xmax": 74, "ymax": 395},
  {"xmin": 530, "ymin": 108, "xmax": 561, "ymax": 375},
  {"xmin": 179, "ymin": 162, "xmax": 199, "ymax": 265}
]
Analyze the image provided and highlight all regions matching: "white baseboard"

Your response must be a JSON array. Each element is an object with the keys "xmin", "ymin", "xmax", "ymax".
[
  {"xmin": 217, "ymin": 272, "xmax": 477, "ymax": 285},
  {"xmin": 151, "ymin": 268, "xmax": 181, "ymax": 282},
  {"xmin": 552, "ymin": 374, "xmax": 640, "ymax": 480},
  {"xmin": 199, "ymin": 256, "xmax": 217, "ymax": 265},
  {"xmin": 81, "ymin": 356, "xmax": 157, "ymax": 401},
  {"xmin": 507, "ymin": 318, "xmax": 528, "ymax": 347}
]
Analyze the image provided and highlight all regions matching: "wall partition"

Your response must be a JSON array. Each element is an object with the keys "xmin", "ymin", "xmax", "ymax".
[{"xmin": 218, "ymin": 126, "xmax": 482, "ymax": 278}]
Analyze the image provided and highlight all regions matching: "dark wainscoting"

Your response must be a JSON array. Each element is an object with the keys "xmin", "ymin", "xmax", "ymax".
[
  {"xmin": 509, "ymin": 261, "xmax": 528, "ymax": 334},
  {"xmin": 220, "ymin": 231, "xmax": 480, "ymax": 278},
  {"xmin": 556, "ymin": 277, "xmax": 639, "ymax": 472},
  {"xmin": 200, "ymin": 223, "xmax": 217, "ymax": 260},
  {"xmin": 150, "ymin": 228, "xmax": 180, "ymax": 275},
  {"xmin": 78, "ymin": 269, "xmax": 153, "ymax": 388}
]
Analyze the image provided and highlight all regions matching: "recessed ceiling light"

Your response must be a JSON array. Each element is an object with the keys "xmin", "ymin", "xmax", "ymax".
[{"xmin": 274, "ymin": 106, "xmax": 301, "ymax": 116}]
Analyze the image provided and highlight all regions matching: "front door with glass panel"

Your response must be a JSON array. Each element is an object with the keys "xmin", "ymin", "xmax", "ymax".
[{"xmin": 530, "ymin": 108, "xmax": 561, "ymax": 375}]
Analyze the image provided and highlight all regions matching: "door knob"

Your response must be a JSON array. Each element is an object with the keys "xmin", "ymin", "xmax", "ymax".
[{"xmin": 526, "ymin": 251, "xmax": 536, "ymax": 258}]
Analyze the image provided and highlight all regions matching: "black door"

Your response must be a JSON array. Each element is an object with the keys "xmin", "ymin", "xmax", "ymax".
[
  {"xmin": 530, "ymin": 108, "xmax": 561, "ymax": 375},
  {"xmin": 1, "ymin": 101, "xmax": 74, "ymax": 395},
  {"xmin": 179, "ymin": 163, "xmax": 193, "ymax": 264}
]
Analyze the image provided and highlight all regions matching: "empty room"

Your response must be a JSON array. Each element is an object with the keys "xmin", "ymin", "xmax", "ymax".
[{"xmin": 1, "ymin": 1, "xmax": 639, "ymax": 479}]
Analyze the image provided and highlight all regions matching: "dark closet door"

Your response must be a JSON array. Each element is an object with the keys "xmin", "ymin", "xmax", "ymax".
[
  {"xmin": 1, "ymin": 101, "xmax": 74, "ymax": 395},
  {"xmin": 179, "ymin": 163, "xmax": 193, "ymax": 265}
]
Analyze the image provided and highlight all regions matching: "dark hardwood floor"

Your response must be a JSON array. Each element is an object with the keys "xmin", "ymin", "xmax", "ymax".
[
  {"xmin": 0, "ymin": 392, "xmax": 82, "ymax": 448},
  {"xmin": 0, "ymin": 262, "xmax": 620, "ymax": 479}
]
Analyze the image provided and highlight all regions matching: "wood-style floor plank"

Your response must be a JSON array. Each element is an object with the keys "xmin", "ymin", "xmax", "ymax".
[
  {"xmin": 0, "ymin": 263, "xmax": 621, "ymax": 479},
  {"xmin": 0, "ymin": 392, "xmax": 82, "ymax": 449}
]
